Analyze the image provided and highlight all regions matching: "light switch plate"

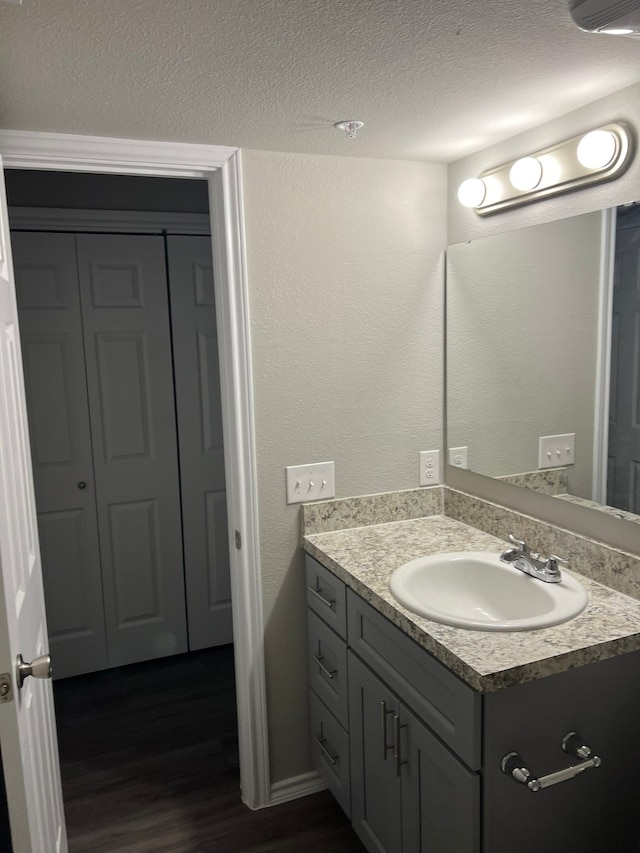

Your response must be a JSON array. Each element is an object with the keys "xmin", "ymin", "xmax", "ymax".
[
  {"xmin": 448, "ymin": 446, "xmax": 469, "ymax": 469},
  {"xmin": 285, "ymin": 461, "xmax": 335, "ymax": 504},
  {"xmin": 419, "ymin": 450, "xmax": 441, "ymax": 486},
  {"xmin": 538, "ymin": 433, "xmax": 575, "ymax": 469}
]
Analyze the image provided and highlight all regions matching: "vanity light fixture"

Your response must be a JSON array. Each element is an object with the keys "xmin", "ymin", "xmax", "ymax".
[{"xmin": 457, "ymin": 122, "xmax": 634, "ymax": 215}]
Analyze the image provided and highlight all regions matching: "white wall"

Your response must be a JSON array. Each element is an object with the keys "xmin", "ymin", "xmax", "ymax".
[
  {"xmin": 241, "ymin": 149, "xmax": 446, "ymax": 782},
  {"xmin": 447, "ymin": 212, "xmax": 602, "ymax": 498}
]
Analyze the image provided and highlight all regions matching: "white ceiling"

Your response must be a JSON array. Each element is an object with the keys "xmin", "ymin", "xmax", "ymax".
[{"xmin": 1, "ymin": 0, "xmax": 639, "ymax": 163}]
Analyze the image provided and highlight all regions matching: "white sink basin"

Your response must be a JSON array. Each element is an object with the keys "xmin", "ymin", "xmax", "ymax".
[{"xmin": 389, "ymin": 551, "xmax": 588, "ymax": 631}]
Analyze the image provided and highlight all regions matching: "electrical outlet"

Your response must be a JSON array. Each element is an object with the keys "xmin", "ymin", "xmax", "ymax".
[
  {"xmin": 285, "ymin": 461, "xmax": 335, "ymax": 504},
  {"xmin": 448, "ymin": 446, "xmax": 468, "ymax": 469},
  {"xmin": 419, "ymin": 450, "xmax": 440, "ymax": 486},
  {"xmin": 538, "ymin": 433, "xmax": 575, "ymax": 469}
]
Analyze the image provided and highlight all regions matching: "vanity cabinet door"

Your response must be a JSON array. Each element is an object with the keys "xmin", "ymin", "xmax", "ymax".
[
  {"xmin": 349, "ymin": 652, "xmax": 402, "ymax": 853},
  {"xmin": 401, "ymin": 705, "xmax": 480, "ymax": 853}
]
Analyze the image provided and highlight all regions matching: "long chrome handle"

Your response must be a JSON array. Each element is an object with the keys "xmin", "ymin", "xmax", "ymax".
[
  {"xmin": 501, "ymin": 733, "xmax": 602, "ymax": 793},
  {"xmin": 393, "ymin": 714, "xmax": 408, "ymax": 777},
  {"xmin": 313, "ymin": 733, "xmax": 338, "ymax": 766},
  {"xmin": 308, "ymin": 583, "xmax": 335, "ymax": 610},
  {"xmin": 311, "ymin": 652, "xmax": 336, "ymax": 680},
  {"xmin": 381, "ymin": 701, "xmax": 394, "ymax": 760},
  {"xmin": 16, "ymin": 653, "xmax": 52, "ymax": 689}
]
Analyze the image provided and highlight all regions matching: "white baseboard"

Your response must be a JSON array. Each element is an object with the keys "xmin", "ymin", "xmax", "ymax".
[{"xmin": 268, "ymin": 770, "xmax": 327, "ymax": 807}]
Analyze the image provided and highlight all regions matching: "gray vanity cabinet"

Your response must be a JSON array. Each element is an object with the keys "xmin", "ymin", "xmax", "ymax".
[
  {"xmin": 306, "ymin": 553, "xmax": 480, "ymax": 852},
  {"xmin": 349, "ymin": 652, "xmax": 479, "ymax": 853},
  {"xmin": 306, "ymin": 557, "xmax": 351, "ymax": 816},
  {"xmin": 306, "ymin": 552, "xmax": 640, "ymax": 853}
]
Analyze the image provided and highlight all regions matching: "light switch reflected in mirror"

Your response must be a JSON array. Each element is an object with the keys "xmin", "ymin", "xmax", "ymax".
[{"xmin": 446, "ymin": 203, "xmax": 640, "ymax": 526}]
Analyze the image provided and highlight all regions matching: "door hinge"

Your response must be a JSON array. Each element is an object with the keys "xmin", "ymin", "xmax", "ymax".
[
  {"xmin": 235, "ymin": 530, "xmax": 242, "ymax": 550},
  {"xmin": 0, "ymin": 673, "xmax": 14, "ymax": 703}
]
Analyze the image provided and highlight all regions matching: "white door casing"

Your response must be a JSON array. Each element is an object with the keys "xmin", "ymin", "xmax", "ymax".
[
  {"xmin": 0, "ymin": 131, "xmax": 270, "ymax": 823},
  {"xmin": 0, "ymin": 154, "xmax": 67, "ymax": 852}
]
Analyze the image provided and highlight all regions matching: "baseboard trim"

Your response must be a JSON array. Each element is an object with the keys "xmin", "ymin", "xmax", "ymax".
[{"xmin": 268, "ymin": 771, "xmax": 327, "ymax": 807}]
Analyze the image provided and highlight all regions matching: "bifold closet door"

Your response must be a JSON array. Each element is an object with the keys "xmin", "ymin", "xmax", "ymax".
[
  {"xmin": 167, "ymin": 236, "xmax": 232, "ymax": 649},
  {"xmin": 76, "ymin": 234, "xmax": 188, "ymax": 667},
  {"xmin": 12, "ymin": 231, "xmax": 108, "ymax": 678}
]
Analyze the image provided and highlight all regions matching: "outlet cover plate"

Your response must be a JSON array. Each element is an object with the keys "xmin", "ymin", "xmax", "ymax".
[
  {"xmin": 285, "ymin": 461, "xmax": 335, "ymax": 504},
  {"xmin": 419, "ymin": 450, "xmax": 441, "ymax": 486},
  {"xmin": 538, "ymin": 433, "xmax": 575, "ymax": 469},
  {"xmin": 448, "ymin": 446, "xmax": 469, "ymax": 469}
]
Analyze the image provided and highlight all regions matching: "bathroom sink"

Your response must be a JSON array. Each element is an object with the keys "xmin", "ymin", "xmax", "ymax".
[{"xmin": 389, "ymin": 551, "xmax": 588, "ymax": 631}]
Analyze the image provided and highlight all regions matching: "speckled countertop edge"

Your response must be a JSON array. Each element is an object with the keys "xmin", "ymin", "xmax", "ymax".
[{"xmin": 303, "ymin": 515, "xmax": 640, "ymax": 693}]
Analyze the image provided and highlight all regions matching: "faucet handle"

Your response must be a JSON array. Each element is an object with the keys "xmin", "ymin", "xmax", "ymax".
[
  {"xmin": 544, "ymin": 554, "xmax": 568, "ymax": 575},
  {"xmin": 508, "ymin": 534, "xmax": 528, "ymax": 554}
]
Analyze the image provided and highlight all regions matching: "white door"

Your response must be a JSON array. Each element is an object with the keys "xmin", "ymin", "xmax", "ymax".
[{"xmin": 0, "ymin": 157, "xmax": 67, "ymax": 851}]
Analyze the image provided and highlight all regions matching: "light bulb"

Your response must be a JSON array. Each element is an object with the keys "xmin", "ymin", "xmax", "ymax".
[
  {"xmin": 577, "ymin": 130, "xmax": 617, "ymax": 169},
  {"xmin": 457, "ymin": 178, "xmax": 486, "ymax": 208},
  {"xmin": 509, "ymin": 157, "xmax": 543, "ymax": 191}
]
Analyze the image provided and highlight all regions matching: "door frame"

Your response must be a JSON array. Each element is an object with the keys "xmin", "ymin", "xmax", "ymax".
[
  {"xmin": 0, "ymin": 129, "xmax": 270, "ymax": 809},
  {"xmin": 593, "ymin": 207, "xmax": 616, "ymax": 505}
]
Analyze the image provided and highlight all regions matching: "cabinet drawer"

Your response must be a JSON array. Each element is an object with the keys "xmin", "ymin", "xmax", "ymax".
[
  {"xmin": 347, "ymin": 590, "xmax": 481, "ymax": 769},
  {"xmin": 310, "ymin": 691, "xmax": 351, "ymax": 818},
  {"xmin": 307, "ymin": 610, "xmax": 348, "ymax": 729},
  {"xmin": 305, "ymin": 555, "xmax": 347, "ymax": 639}
]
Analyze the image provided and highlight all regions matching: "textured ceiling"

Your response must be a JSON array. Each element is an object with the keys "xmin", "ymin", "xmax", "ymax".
[{"xmin": 1, "ymin": 0, "xmax": 639, "ymax": 162}]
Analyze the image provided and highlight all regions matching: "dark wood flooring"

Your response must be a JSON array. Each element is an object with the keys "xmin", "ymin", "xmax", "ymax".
[{"xmin": 54, "ymin": 646, "xmax": 366, "ymax": 853}]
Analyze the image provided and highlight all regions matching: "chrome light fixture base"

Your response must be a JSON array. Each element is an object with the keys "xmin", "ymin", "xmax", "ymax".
[{"xmin": 459, "ymin": 122, "xmax": 635, "ymax": 216}]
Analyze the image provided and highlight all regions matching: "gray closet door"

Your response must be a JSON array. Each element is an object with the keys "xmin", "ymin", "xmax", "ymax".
[
  {"xmin": 12, "ymin": 231, "xmax": 108, "ymax": 678},
  {"xmin": 75, "ymin": 234, "xmax": 187, "ymax": 667},
  {"xmin": 167, "ymin": 236, "xmax": 232, "ymax": 649}
]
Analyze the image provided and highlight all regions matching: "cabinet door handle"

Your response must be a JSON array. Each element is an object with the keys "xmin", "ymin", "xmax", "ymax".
[
  {"xmin": 393, "ymin": 714, "xmax": 408, "ymax": 777},
  {"xmin": 311, "ymin": 652, "xmax": 336, "ymax": 681},
  {"xmin": 308, "ymin": 582, "xmax": 335, "ymax": 610},
  {"xmin": 381, "ymin": 701, "xmax": 394, "ymax": 760},
  {"xmin": 313, "ymin": 733, "xmax": 338, "ymax": 766}
]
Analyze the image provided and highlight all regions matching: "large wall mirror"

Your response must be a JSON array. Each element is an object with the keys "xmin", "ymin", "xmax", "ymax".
[{"xmin": 446, "ymin": 203, "xmax": 640, "ymax": 524}]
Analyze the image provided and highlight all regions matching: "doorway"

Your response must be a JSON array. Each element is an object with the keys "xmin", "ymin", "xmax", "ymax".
[
  {"xmin": 6, "ymin": 170, "xmax": 232, "ymax": 677},
  {"xmin": 4, "ymin": 169, "xmax": 240, "ymax": 847},
  {"xmin": 0, "ymin": 131, "xmax": 269, "ymax": 849}
]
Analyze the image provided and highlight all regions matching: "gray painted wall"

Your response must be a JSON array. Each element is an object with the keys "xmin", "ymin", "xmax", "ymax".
[
  {"xmin": 5, "ymin": 170, "xmax": 209, "ymax": 212},
  {"xmin": 241, "ymin": 149, "xmax": 446, "ymax": 781}
]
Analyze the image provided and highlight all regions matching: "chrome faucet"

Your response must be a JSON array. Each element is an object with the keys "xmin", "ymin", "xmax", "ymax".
[{"xmin": 500, "ymin": 534, "xmax": 567, "ymax": 584}]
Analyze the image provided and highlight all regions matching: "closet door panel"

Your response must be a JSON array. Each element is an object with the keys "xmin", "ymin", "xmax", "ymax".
[
  {"xmin": 12, "ymin": 231, "xmax": 107, "ymax": 678},
  {"xmin": 167, "ymin": 236, "xmax": 232, "ymax": 649},
  {"xmin": 76, "ymin": 234, "xmax": 187, "ymax": 667}
]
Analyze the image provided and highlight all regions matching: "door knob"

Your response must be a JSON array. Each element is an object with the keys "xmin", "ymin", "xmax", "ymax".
[
  {"xmin": 78, "ymin": 481, "xmax": 86, "ymax": 490},
  {"xmin": 16, "ymin": 654, "xmax": 52, "ymax": 689}
]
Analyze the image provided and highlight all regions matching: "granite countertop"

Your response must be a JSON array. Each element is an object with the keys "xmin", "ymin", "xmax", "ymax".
[{"xmin": 303, "ymin": 515, "xmax": 640, "ymax": 692}]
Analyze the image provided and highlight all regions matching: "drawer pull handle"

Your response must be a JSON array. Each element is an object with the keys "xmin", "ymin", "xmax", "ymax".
[
  {"xmin": 381, "ymin": 701, "xmax": 394, "ymax": 760},
  {"xmin": 393, "ymin": 714, "xmax": 408, "ymax": 777},
  {"xmin": 313, "ymin": 733, "xmax": 339, "ymax": 766},
  {"xmin": 501, "ymin": 732, "xmax": 601, "ymax": 792},
  {"xmin": 311, "ymin": 652, "xmax": 336, "ymax": 681},
  {"xmin": 308, "ymin": 581, "xmax": 336, "ymax": 610}
]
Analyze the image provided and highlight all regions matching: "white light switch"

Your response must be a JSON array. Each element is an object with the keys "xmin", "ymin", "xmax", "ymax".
[
  {"xmin": 538, "ymin": 433, "xmax": 575, "ymax": 469},
  {"xmin": 448, "ymin": 446, "xmax": 468, "ymax": 469},
  {"xmin": 285, "ymin": 461, "xmax": 335, "ymax": 504}
]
